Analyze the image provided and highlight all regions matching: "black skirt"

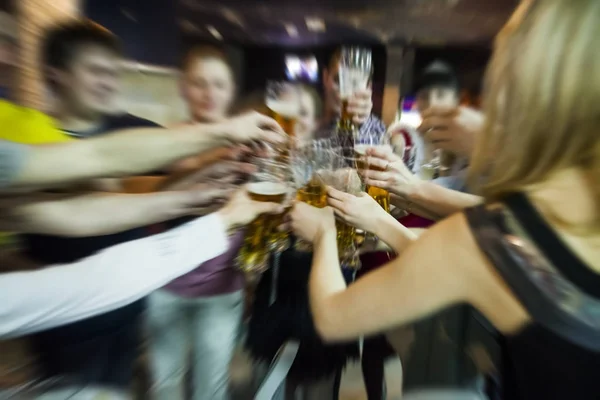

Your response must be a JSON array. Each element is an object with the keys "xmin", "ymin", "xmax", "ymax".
[{"xmin": 246, "ymin": 247, "xmax": 359, "ymax": 382}]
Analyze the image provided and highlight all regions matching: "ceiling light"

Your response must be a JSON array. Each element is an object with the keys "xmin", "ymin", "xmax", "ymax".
[
  {"xmin": 207, "ymin": 25, "xmax": 223, "ymax": 40},
  {"xmin": 305, "ymin": 17, "xmax": 326, "ymax": 32},
  {"xmin": 284, "ymin": 23, "xmax": 299, "ymax": 37},
  {"xmin": 221, "ymin": 8, "xmax": 244, "ymax": 28}
]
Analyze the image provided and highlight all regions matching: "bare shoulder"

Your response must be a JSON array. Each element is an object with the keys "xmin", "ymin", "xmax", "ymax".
[{"xmin": 424, "ymin": 212, "xmax": 531, "ymax": 333}]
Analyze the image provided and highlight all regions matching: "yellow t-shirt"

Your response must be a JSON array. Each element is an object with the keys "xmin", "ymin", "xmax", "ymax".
[
  {"xmin": 0, "ymin": 100, "xmax": 71, "ymax": 245},
  {"xmin": 0, "ymin": 100, "xmax": 71, "ymax": 144}
]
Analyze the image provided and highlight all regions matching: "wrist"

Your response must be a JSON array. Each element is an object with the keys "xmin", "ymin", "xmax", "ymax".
[
  {"xmin": 315, "ymin": 223, "xmax": 336, "ymax": 243},
  {"xmin": 183, "ymin": 124, "xmax": 229, "ymax": 150},
  {"xmin": 405, "ymin": 179, "xmax": 427, "ymax": 204}
]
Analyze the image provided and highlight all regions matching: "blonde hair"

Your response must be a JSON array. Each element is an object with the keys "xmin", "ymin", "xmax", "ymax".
[{"xmin": 469, "ymin": 0, "xmax": 600, "ymax": 231}]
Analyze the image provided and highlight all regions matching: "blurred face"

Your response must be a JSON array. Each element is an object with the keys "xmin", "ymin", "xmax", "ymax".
[
  {"xmin": 416, "ymin": 86, "xmax": 459, "ymax": 113},
  {"xmin": 54, "ymin": 45, "xmax": 121, "ymax": 116},
  {"xmin": 181, "ymin": 57, "xmax": 235, "ymax": 123},
  {"xmin": 296, "ymin": 89, "xmax": 318, "ymax": 142},
  {"xmin": 323, "ymin": 60, "xmax": 341, "ymax": 114}
]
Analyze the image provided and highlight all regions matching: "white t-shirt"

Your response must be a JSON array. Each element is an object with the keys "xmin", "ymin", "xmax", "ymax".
[{"xmin": 0, "ymin": 213, "xmax": 229, "ymax": 339}]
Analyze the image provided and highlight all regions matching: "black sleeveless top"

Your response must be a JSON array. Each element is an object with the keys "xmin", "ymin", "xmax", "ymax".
[{"xmin": 465, "ymin": 193, "xmax": 600, "ymax": 400}]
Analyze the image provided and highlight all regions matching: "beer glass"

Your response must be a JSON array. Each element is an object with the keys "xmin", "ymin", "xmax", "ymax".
[
  {"xmin": 338, "ymin": 46, "xmax": 372, "ymax": 130},
  {"xmin": 236, "ymin": 157, "xmax": 292, "ymax": 274},
  {"xmin": 354, "ymin": 131, "xmax": 392, "ymax": 213},
  {"xmin": 266, "ymin": 81, "xmax": 300, "ymax": 138},
  {"xmin": 419, "ymin": 87, "xmax": 459, "ymax": 180},
  {"xmin": 291, "ymin": 140, "xmax": 332, "ymax": 252},
  {"xmin": 322, "ymin": 150, "xmax": 365, "ymax": 268}
]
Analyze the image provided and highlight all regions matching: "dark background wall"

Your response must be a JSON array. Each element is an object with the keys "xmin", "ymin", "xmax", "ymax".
[
  {"xmin": 414, "ymin": 46, "xmax": 491, "ymax": 95},
  {"xmin": 84, "ymin": 0, "xmax": 180, "ymax": 66}
]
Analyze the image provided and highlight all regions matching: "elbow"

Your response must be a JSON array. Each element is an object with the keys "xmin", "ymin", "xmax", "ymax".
[{"xmin": 312, "ymin": 307, "xmax": 343, "ymax": 343}]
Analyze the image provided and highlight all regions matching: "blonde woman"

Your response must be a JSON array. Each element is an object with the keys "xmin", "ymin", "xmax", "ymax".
[{"xmin": 291, "ymin": 0, "xmax": 600, "ymax": 398}]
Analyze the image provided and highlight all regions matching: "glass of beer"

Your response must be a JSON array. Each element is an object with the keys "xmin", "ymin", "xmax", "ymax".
[
  {"xmin": 291, "ymin": 140, "xmax": 332, "ymax": 252},
  {"xmin": 338, "ymin": 46, "xmax": 372, "ymax": 130},
  {"xmin": 266, "ymin": 81, "xmax": 300, "ymax": 139},
  {"xmin": 236, "ymin": 158, "xmax": 292, "ymax": 274},
  {"xmin": 322, "ymin": 151, "xmax": 365, "ymax": 268},
  {"xmin": 419, "ymin": 87, "xmax": 459, "ymax": 180},
  {"xmin": 354, "ymin": 132, "xmax": 392, "ymax": 213}
]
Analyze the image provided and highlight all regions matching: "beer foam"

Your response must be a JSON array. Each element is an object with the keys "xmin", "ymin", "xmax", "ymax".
[
  {"xmin": 354, "ymin": 144, "xmax": 391, "ymax": 154},
  {"xmin": 267, "ymin": 100, "xmax": 299, "ymax": 118},
  {"xmin": 248, "ymin": 181, "xmax": 288, "ymax": 196}
]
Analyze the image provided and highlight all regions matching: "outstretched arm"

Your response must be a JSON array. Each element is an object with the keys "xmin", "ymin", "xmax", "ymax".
[
  {"xmin": 2, "ymin": 112, "xmax": 283, "ymax": 192},
  {"xmin": 0, "ymin": 185, "xmax": 232, "ymax": 236}
]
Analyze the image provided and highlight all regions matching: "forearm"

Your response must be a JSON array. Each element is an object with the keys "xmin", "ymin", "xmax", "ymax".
[
  {"xmin": 370, "ymin": 213, "xmax": 418, "ymax": 254},
  {"xmin": 14, "ymin": 124, "xmax": 228, "ymax": 189},
  {"xmin": 0, "ymin": 191, "xmax": 191, "ymax": 236},
  {"xmin": 409, "ymin": 181, "xmax": 482, "ymax": 217},
  {"xmin": 360, "ymin": 227, "xmax": 424, "ymax": 255},
  {"xmin": 309, "ymin": 229, "xmax": 346, "ymax": 337},
  {"xmin": 0, "ymin": 213, "xmax": 229, "ymax": 339}
]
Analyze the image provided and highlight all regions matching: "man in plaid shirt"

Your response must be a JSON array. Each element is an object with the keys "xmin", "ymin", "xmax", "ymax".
[{"xmin": 317, "ymin": 49, "xmax": 387, "ymax": 148}]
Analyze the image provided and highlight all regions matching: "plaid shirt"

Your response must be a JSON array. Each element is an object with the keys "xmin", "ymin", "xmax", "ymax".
[{"xmin": 317, "ymin": 114, "xmax": 387, "ymax": 150}]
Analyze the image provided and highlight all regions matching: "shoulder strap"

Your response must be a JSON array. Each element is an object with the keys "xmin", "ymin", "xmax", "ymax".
[{"xmin": 464, "ymin": 204, "xmax": 600, "ymax": 352}]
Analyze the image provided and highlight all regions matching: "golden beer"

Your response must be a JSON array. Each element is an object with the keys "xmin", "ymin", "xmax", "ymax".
[
  {"xmin": 268, "ymin": 100, "xmax": 298, "ymax": 138},
  {"xmin": 237, "ymin": 182, "xmax": 288, "ymax": 272},
  {"xmin": 336, "ymin": 220, "xmax": 356, "ymax": 259},
  {"xmin": 294, "ymin": 177, "xmax": 327, "ymax": 252},
  {"xmin": 354, "ymin": 145, "xmax": 390, "ymax": 212},
  {"xmin": 296, "ymin": 178, "xmax": 327, "ymax": 208},
  {"xmin": 338, "ymin": 98, "xmax": 353, "ymax": 130}
]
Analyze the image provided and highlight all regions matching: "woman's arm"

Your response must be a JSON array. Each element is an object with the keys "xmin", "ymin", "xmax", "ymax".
[
  {"xmin": 309, "ymin": 213, "xmax": 482, "ymax": 342},
  {"xmin": 326, "ymin": 188, "xmax": 417, "ymax": 254},
  {"xmin": 407, "ymin": 181, "xmax": 482, "ymax": 217}
]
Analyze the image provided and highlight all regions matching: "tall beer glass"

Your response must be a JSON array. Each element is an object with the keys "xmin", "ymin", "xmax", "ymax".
[
  {"xmin": 291, "ymin": 140, "xmax": 332, "ymax": 252},
  {"xmin": 354, "ymin": 132, "xmax": 392, "ymax": 213},
  {"xmin": 266, "ymin": 81, "xmax": 300, "ymax": 138},
  {"xmin": 419, "ymin": 87, "xmax": 459, "ymax": 180},
  {"xmin": 338, "ymin": 47, "xmax": 372, "ymax": 130},
  {"xmin": 323, "ymin": 150, "xmax": 365, "ymax": 268},
  {"xmin": 236, "ymin": 158, "xmax": 292, "ymax": 274}
]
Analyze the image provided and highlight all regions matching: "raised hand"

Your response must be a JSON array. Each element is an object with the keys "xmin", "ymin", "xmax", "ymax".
[
  {"xmin": 289, "ymin": 201, "xmax": 336, "ymax": 244},
  {"xmin": 326, "ymin": 186, "xmax": 388, "ymax": 234},
  {"xmin": 360, "ymin": 146, "xmax": 421, "ymax": 198},
  {"xmin": 215, "ymin": 111, "xmax": 286, "ymax": 144},
  {"xmin": 217, "ymin": 186, "xmax": 285, "ymax": 229},
  {"xmin": 347, "ymin": 88, "xmax": 373, "ymax": 125},
  {"xmin": 418, "ymin": 106, "xmax": 483, "ymax": 159}
]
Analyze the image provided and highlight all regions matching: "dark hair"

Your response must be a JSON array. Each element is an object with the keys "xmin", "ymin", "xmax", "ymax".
[
  {"xmin": 41, "ymin": 20, "xmax": 121, "ymax": 73},
  {"xmin": 415, "ymin": 60, "xmax": 460, "ymax": 94}
]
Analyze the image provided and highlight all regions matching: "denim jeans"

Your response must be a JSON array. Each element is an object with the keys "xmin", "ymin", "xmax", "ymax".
[{"xmin": 145, "ymin": 290, "xmax": 243, "ymax": 400}]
